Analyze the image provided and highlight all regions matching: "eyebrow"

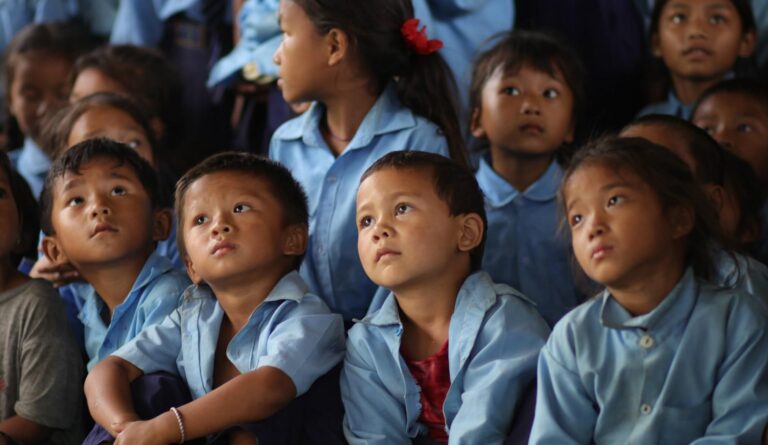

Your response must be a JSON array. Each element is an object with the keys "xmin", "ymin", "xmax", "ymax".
[
  {"xmin": 356, "ymin": 191, "xmax": 422, "ymax": 211},
  {"xmin": 565, "ymin": 181, "xmax": 632, "ymax": 211}
]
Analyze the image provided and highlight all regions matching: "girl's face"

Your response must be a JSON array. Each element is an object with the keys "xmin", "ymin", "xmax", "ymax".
[
  {"xmin": 564, "ymin": 163, "xmax": 690, "ymax": 290},
  {"xmin": 273, "ymin": 0, "xmax": 333, "ymax": 103},
  {"xmin": 8, "ymin": 51, "xmax": 72, "ymax": 140},
  {"xmin": 69, "ymin": 68, "xmax": 127, "ymax": 103},
  {"xmin": 67, "ymin": 106, "xmax": 154, "ymax": 165},
  {"xmin": 0, "ymin": 169, "xmax": 21, "ymax": 262},
  {"xmin": 653, "ymin": 0, "xmax": 755, "ymax": 81}
]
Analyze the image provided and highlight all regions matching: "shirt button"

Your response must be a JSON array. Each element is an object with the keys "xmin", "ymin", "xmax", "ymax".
[
  {"xmin": 639, "ymin": 335, "xmax": 654, "ymax": 349},
  {"xmin": 640, "ymin": 404, "xmax": 652, "ymax": 415}
]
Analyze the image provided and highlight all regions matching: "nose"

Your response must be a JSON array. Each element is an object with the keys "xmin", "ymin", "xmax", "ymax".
[
  {"xmin": 371, "ymin": 219, "xmax": 392, "ymax": 242},
  {"xmin": 586, "ymin": 213, "xmax": 607, "ymax": 241},
  {"xmin": 520, "ymin": 94, "xmax": 541, "ymax": 116},
  {"xmin": 273, "ymin": 42, "xmax": 283, "ymax": 66},
  {"xmin": 211, "ymin": 215, "xmax": 233, "ymax": 237},
  {"xmin": 686, "ymin": 13, "xmax": 707, "ymax": 39},
  {"xmin": 712, "ymin": 127, "xmax": 734, "ymax": 151},
  {"xmin": 90, "ymin": 199, "xmax": 111, "ymax": 218}
]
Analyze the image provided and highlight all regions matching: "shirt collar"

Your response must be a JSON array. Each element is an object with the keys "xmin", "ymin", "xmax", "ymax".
[
  {"xmin": 274, "ymin": 82, "xmax": 417, "ymax": 151},
  {"xmin": 185, "ymin": 270, "xmax": 309, "ymax": 305},
  {"xmin": 477, "ymin": 155, "xmax": 562, "ymax": 207},
  {"xmin": 599, "ymin": 267, "xmax": 697, "ymax": 332},
  {"xmin": 17, "ymin": 138, "xmax": 51, "ymax": 176}
]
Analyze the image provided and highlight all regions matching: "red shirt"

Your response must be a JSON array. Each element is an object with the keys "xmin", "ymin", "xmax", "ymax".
[{"xmin": 404, "ymin": 341, "xmax": 451, "ymax": 443}]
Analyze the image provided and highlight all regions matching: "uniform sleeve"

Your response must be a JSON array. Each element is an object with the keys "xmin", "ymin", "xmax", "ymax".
[
  {"xmin": 110, "ymin": 0, "xmax": 163, "ymax": 45},
  {"xmin": 15, "ymin": 286, "xmax": 84, "ymax": 429},
  {"xmin": 136, "ymin": 273, "xmax": 189, "ymax": 332},
  {"xmin": 257, "ymin": 300, "xmax": 345, "ymax": 396},
  {"xmin": 529, "ymin": 340, "xmax": 597, "ymax": 444},
  {"xmin": 693, "ymin": 300, "xmax": 768, "ymax": 443},
  {"xmin": 113, "ymin": 308, "xmax": 183, "ymax": 375},
  {"xmin": 340, "ymin": 329, "xmax": 412, "ymax": 445},
  {"xmin": 403, "ymin": 121, "xmax": 450, "ymax": 159},
  {"xmin": 447, "ymin": 299, "xmax": 549, "ymax": 445}
]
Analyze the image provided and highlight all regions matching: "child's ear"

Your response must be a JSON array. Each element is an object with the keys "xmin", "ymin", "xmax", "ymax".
[
  {"xmin": 152, "ymin": 208, "xmax": 173, "ymax": 242},
  {"xmin": 183, "ymin": 255, "xmax": 203, "ymax": 284},
  {"xmin": 457, "ymin": 213, "xmax": 484, "ymax": 253},
  {"xmin": 669, "ymin": 205, "xmax": 695, "ymax": 239},
  {"xmin": 738, "ymin": 30, "xmax": 757, "ymax": 58},
  {"xmin": 705, "ymin": 184, "xmax": 725, "ymax": 213},
  {"xmin": 41, "ymin": 236, "xmax": 70, "ymax": 266},
  {"xmin": 326, "ymin": 28, "xmax": 349, "ymax": 67},
  {"xmin": 470, "ymin": 108, "xmax": 486, "ymax": 139},
  {"xmin": 282, "ymin": 223, "xmax": 308, "ymax": 257}
]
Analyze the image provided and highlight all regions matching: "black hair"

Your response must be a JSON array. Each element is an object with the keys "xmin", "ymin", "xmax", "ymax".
[
  {"xmin": 562, "ymin": 136, "xmax": 722, "ymax": 279},
  {"xmin": 360, "ymin": 151, "xmax": 487, "ymax": 272},
  {"xmin": 692, "ymin": 77, "xmax": 768, "ymax": 117},
  {"xmin": 623, "ymin": 114, "xmax": 725, "ymax": 186},
  {"xmin": 0, "ymin": 151, "xmax": 39, "ymax": 268},
  {"xmin": 469, "ymin": 29, "xmax": 586, "ymax": 141},
  {"xmin": 40, "ymin": 138, "xmax": 161, "ymax": 236},
  {"xmin": 174, "ymin": 152, "xmax": 309, "ymax": 270},
  {"xmin": 721, "ymin": 149, "xmax": 765, "ymax": 251},
  {"xmin": 290, "ymin": 0, "xmax": 467, "ymax": 168}
]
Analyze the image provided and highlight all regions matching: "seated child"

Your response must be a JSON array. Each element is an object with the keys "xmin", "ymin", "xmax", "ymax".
[
  {"xmin": 0, "ymin": 151, "xmax": 83, "ymax": 445},
  {"xmin": 638, "ymin": 0, "xmax": 756, "ymax": 119},
  {"xmin": 621, "ymin": 114, "xmax": 768, "ymax": 302},
  {"xmin": 342, "ymin": 151, "xmax": 550, "ymax": 444},
  {"xmin": 530, "ymin": 136, "xmax": 768, "ymax": 443},
  {"xmin": 84, "ymin": 152, "xmax": 345, "ymax": 444},
  {"xmin": 39, "ymin": 138, "xmax": 189, "ymax": 370},
  {"xmin": 468, "ymin": 29, "xmax": 586, "ymax": 326}
]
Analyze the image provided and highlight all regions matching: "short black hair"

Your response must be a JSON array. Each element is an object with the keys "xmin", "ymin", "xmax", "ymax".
[
  {"xmin": 174, "ymin": 152, "xmax": 309, "ymax": 270},
  {"xmin": 0, "ymin": 151, "xmax": 39, "ymax": 267},
  {"xmin": 360, "ymin": 151, "xmax": 487, "ymax": 272},
  {"xmin": 692, "ymin": 78, "xmax": 768, "ymax": 118},
  {"xmin": 624, "ymin": 114, "xmax": 725, "ymax": 186},
  {"xmin": 40, "ymin": 138, "xmax": 161, "ymax": 236},
  {"xmin": 469, "ymin": 29, "xmax": 586, "ymax": 134}
]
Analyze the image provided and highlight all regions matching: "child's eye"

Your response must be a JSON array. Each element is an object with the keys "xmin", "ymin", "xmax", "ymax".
[
  {"xmin": 569, "ymin": 214, "xmax": 582, "ymax": 227},
  {"xmin": 194, "ymin": 215, "xmax": 208, "ymax": 226},
  {"xmin": 126, "ymin": 139, "xmax": 141, "ymax": 149},
  {"xmin": 737, "ymin": 123, "xmax": 754, "ymax": 133},
  {"xmin": 233, "ymin": 203, "xmax": 252, "ymax": 213},
  {"xmin": 111, "ymin": 186, "xmax": 127, "ymax": 196},
  {"xmin": 700, "ymin": 125, "xmax": 715, "ymax": 135},
  {"xmin": 670, "ymin": 13, "xmax": 686, "ymax": 24},
  {"xmin": 395, "ymin": 204, "xmax": 412, "ymax": 215},
  {"xmin": 359, "ymin": 215, "xmax": 373, "ymax": 229},
  {"xmin": 543, "ymin": 88, "xmax": 560, "ymax": 99},
  {"xmin": 503, "ymin": 87, "xmax": 521, "ymax": 96},
  {"xmin": 709, "ymin": 14, "xmax": 726, "ymax": 25},
  {"xmin": 607, "ymin": 195, "xmax": 624, "ymax": 207},
  {"xmin": 67, "ymin": 196, "xmax": 84, "ymax": 207}
]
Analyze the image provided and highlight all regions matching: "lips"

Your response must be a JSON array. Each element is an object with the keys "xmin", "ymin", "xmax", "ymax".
[
  {"xmin": 682, "ymin": 46, "xmax": 712, "ymax": 58},
  {"xmin": 375, "ymin": 248, "xmax": 400, "ymax": 262},
  {"xmin": 211, "ymin": 240, "xmax": 236, "ymax": 256},
  {"xmin": 519, "ymin": 123, "xmax": 544, "ymax": 135},
  {"xmin": 591, "ymin": 245, "xmax": 613, "ymax": 260},
  {"xmin": 91, "ymin": 222, "xmax": 117, "ymax": 237}
]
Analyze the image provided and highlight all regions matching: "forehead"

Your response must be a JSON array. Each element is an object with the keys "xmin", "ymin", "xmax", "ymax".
[
  {"xmin": 183, "ymin": 171, "xmax": 278, "ymax": 205},
  {"xmin": 75, "ymin": 105, "xmax": 142, "ymax": 130},
  {"xmin": 358, "ymin": 167, "xmax": 437, "ymax": 200},
  {"xmin": 564, "ymin": 162, "xmax": 641, "ymax": 198},
  {"xmin": 664, "ymin": 0, "xmax": 737, "ymax": 10},
  {"xmin": 697, "ymin": 92, "xmax": 768, "ymax": 117},
  {"xmin": 12, "ymin": 51, "xmax": 72, "ymax": 84},
  {"xmin": 55, "ymin": 156, "xmax": 141, "ymax": 188}
]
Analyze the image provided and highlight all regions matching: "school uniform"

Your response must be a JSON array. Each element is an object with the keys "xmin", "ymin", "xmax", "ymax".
[
  {"xmin": 476, "ymin": 156, "xmax": 582, "ymax": 326},
  {"xmin": 341, "ymin": 271, "xmax": 550, "ymax": 444},
  {"xmin": 530, "ymin": 267, "xmax": 768, "ymax": 444},
  {"xmin": 269, "ymin": 83, "xmax": 450, "ymax": 321},
  {"xmin": 712, "ymin": 246, "xmax": 768, "ymax": 309},
  {"xmin": 9, "ymin": 137, "xmax": 50, "ymax": 199},
  {"xmin": 113, "ymin": 270, "xmax": 345, "ymax": 400},
  {"xmin": 0, "ymin": 0, "xmax": 73, "ymax": 52},
  {"xmin": 80, "ymin": 251, "xmax": 190, "ymax": 370},
  {"xmin": 636, "ymin": 89, "xmax": 693, "ymax": 120}
]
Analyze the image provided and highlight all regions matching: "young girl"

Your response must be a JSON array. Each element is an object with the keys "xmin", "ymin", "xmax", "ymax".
[
  {"xmin": 639, "ymin": 0, "xmax": 757, "ymax": 119},
  {"xmin": 269, "ymin": 0, "xmax": 466, "ymax": 321},
  {"xmin": 529, "ymin": 136, "xmax": 768, "ymax": 443},
  {"xmin": 0, "ymin": 151, "xmax": 84, "ymax": 445},
  {"xmin": 4, "ymin": 21, "xmax": 92, "ymax": 197}
]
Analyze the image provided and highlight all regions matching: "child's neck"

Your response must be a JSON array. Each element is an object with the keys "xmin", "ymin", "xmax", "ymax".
[
  {"xmin": 394, "ymin": 263, "xmax": 468, "ymax": 361},
  {"xmin": 670, "ymin": 74, "xmax": 724, "ymax": 106},
  {"xmin": 209, "ymin": 267, "xmax": 288, "ymax": 333},
  {"xmin": 79, "ymin": 251, "xmax": 152, "ymax": 315},
  {"xmin": 321, "ymin": 80, "xmax": 379, "ymax": 156},
  {"xmin": 0, "ymin": 260, "xmax": 29, "ymax": 293},
  {"xmin": 490, "ymin": 148, "xmax": 554, "ymax": 192},
  {"xmin": 607, "ymin": 254, "xmax": 686, "ymax": 317}
]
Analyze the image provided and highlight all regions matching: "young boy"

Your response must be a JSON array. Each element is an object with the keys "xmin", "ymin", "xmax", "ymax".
[
  {"xmin": 468, "ymin": 30, "xmax": 586, "ymax": 326},
  {"xmin": 342, "ymin": 151, "xmax": 550, "ymax": 444},
  {"xmin": 39, "ymin": 138, "xmax": 189, "ymax": 370},
  {"xmin": 84, "ymin": 152, "xmax": 345, "ymax": 444}
]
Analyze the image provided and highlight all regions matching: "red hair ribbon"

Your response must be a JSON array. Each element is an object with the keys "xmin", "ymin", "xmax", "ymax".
[{"xmin": 401, "ymin": 18, "xmax": 443, "ymax": 55}]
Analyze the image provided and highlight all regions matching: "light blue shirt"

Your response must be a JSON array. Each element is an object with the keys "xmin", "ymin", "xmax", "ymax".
[
  {"xmin": 637, "ymin": 89, "xmax": 693, "ymax": 120},
  {"xmin": 10, "ymin": 137, "xmax": 50, "ymax": 198},
  {"xmin": 530, "ymin": 268, "xmax": 768, "ymax": 444},
  {"xmin": 80, "ymin": 251, "xmax": 190, "ymax": 370},
  {"xmin": 207, "ymin": 0, "xmax": 279, "ymax": 86},
  {"xmin": 76, "ymin": 0, "xmax": 119, "ymax": 37},
  {"xmin": 114, "ymin": 271, "xmax": 346, "ymax": 399},
  {"xmin": 269, "ymin": 83, "xmax": 450, "ymax": 321},
  {"xmin": 712, "ymin": 247, "xmax": 768, "ymax": 310},
  {"xmin": 476, "ymin": 156, "xmax": 581, "ymax": 326},
  {"xmin": 0, "ymin": 0, "xmax": 73, "ymax": 52},
  {"xmin": 341, "ymin": 271, "xmax": 550, "ymax": 445}
]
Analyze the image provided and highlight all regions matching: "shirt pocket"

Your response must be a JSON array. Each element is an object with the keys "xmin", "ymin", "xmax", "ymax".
[{"xmin": 657, "ymin": 402, "xmax": 712, "ymax": 445}]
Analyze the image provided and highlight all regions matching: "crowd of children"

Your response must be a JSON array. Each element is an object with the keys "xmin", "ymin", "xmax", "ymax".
[{"xmin": 0, "ymin": 0, "xmax": 767, "ymax": 444}]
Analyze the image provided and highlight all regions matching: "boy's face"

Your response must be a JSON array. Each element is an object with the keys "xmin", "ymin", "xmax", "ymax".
[
  {"xmin": 47, "ymin": 157, "xmax": 159, "ymax": 268},
  {"xmin": 67, "ymin": 106, "xmax": 155, "ymax": 166},
  {"xmin": 0, "ymin": 169, "xmax": 20, "ymax": 261},
  {"xmin": 181, "ymin": 171, "xmax": 304, "ymax": 288},
  {"xmin": 692, "ymin": 92, "xmax": 768, "ymax": 183},
  {"xmin": 471, "ymin": 64, "xmax": 574, "ymax": 158},
  {"xmin": 653, "ymin": 0, "xmax": 754, "ymax": 82},
  {"xmin": 356, "ymin": 167, "xmax": 477, "ymax": 292},
  {"xmin": 69, "ymin": 68, "xmax": 127, "ymax": 103},
  {"xmin": 8, "ymin": 51, "xmax": 72, "ymax": 142}
]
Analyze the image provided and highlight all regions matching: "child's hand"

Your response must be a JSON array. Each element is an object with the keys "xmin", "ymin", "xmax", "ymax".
[
  {"xmin": 29, "ymin": 256, "xmax": 81, "ymax": 287},
  {"xmin": 114, "ymin": 419, "xmax": 175, "ymax": 445}
]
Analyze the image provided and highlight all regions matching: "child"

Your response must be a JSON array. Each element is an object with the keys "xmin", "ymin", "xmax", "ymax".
[
  {"xmin": 0, "ymin": 151, "xmax": 84, "ymax": 445},
  {"xmin": 269, "ymin": 0, "xmax": 466, "ymax": 321},
  {"xmin": 84, "ymin": 152, "xmax": 345, "ymax": 444},
  {"xmin": 530, "ymin": 136, "xmax": 768, "ymax": 443},
  {"xmin": 4, "ymin": 21, "xmax": 92, "ymax": 197},
  {"xmin": 718, "ymin": 149, "xmax": 764, "ymax": 249},
  {"xmin": 342, "ymin": 151, "xmax": 550, "ymax": 444},
  {"xmin": 468, "ymin": 30, "xmax": 586, "ymax": 326},
  {"xmin": 691, "ymin": 78, "xmax": 768, "ymax": 187},
  {"xmin": 638, "ymin": 0, "xmax": 757, "ymax": 119},
  {"xmin": 39, "ymin": 138, "xmax": 189, "ymax": 370},
  {"xmin": 621, "ymin": 115, "xmax": 768, "ymax": 301}
]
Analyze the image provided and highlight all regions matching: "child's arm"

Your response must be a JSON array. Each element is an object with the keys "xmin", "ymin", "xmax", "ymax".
[
  {"xmin": 84, "ymin": 356, "xmax": 144, "ymax": 437},
  {"xmin": 0, "ymin": 416, "xmax": 51, "ymax": 444}
]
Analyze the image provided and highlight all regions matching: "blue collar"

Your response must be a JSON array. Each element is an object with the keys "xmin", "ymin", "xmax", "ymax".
[
  {"xmin": 16, "ymin": 138, "xmax": 51, "ymax": 176},
  {"xmin": 274, "ymin": 83, "xmax": 417, "ymax": 151},
  {"xmin": 476, "ymin": 155, "xmax": 562, "ymax": 207},
  {"xmin": 599, "ymin": 267, "xmax": 697, "ymax": 333},
  {"xmin": 186, "ymin": 270, "xmax": 309, "ymax": 306}
]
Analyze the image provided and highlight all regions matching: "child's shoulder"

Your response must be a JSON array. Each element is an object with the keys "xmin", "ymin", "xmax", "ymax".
[
  {"xmin": 0, "ymin": 278, "xmax": 67, "ymax": 320},
  {"xmin": 694, "ymin": 278, "xmax": 768, "ymax": 328}
]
